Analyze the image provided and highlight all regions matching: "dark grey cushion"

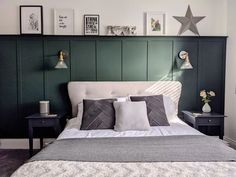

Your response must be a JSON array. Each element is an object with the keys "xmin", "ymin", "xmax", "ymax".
[
  {"xmin": 130, "ymin": 95, "xmax": 170, "ymax": 126},
  {"xmin": 81, "ymin": 99, "xmax": 116, "ymax": 130}
]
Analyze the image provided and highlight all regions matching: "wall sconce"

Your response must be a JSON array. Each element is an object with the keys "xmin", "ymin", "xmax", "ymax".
[
  {"xmin": 55, "ymin": 50, "xmax": 68, "ymax": 69},
  {"xmin": 178, "ymin": 51, "xmax": 193, "ymax": 69}
]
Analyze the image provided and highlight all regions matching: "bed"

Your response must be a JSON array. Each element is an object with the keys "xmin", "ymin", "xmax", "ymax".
[{"xmin": 12, "ymin": 81, "xmax": 236, "ymax": 177}]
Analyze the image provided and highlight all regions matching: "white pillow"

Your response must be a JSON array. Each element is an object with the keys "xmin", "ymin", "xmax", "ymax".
[
  {"xmin": 113, "ymin": 101, "xmax": 151, "ymax": 131},
  {"xmin": 163, "ymin": 95, "xmax": 177, "ymax": 121}
]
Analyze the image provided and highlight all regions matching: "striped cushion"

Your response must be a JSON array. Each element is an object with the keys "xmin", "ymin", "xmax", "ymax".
[
  {"xmin": 130, "ymin": 95, "xmax": 169, "ymax": 126},
  {"xmin": 81, "ymin": 99, "xmax": 116, "ymax": 130}
]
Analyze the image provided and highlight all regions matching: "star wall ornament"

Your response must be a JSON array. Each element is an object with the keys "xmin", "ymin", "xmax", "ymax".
[{"xmin": 173, "ymin": 5, "xmax": 205, "ymax": 36}]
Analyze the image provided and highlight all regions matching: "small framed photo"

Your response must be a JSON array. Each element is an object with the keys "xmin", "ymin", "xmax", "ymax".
[
  {"xmin": 84, "ymin": 15, "xmax": 99, "ymax": 35},
  {"xmin": 146, "ymin": 12, "xmax": 165, "ymax": 35},
  {"xmin": 20, "ymin": 5, "xmax": 43, "ymax": 35},
  {"xmin": 54, "ymin": 9, "xmax": 74, "ymax": 35}
]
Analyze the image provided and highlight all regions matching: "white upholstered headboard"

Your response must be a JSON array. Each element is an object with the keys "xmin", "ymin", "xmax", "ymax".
[{"xmin": 68, "ymin": 81, "xmax": 182, "ymax": 117}]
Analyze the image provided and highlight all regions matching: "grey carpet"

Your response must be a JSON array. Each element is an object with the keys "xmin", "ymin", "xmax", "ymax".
[{"xmin": 0, "ymin": 149, "xmax": 29, "ymax": 177}]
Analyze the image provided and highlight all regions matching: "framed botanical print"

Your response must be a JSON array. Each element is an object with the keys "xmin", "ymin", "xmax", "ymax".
[
  {"xmin": 54, "ymin": 9, "xmax": 74, "ymax": 35},
  {"xmin": 146, "ymin": 12, "xmax": 165, "ymax": 35},
  {"xmin": 20, "ymin": 5, "xmax": 43, "ymax": 35},
  {"xmin": 84, "ymin": 15, "xmax": 99, "ymax": 35}
]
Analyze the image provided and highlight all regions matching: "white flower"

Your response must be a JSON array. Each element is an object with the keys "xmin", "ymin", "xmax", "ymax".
[
  {"xmin": 200, "ymin": 90, "xmax": 206, "ymax": 98},
  {"xmin": 209, "ymin": 91, "xmax": 215, "ymax": 97}
]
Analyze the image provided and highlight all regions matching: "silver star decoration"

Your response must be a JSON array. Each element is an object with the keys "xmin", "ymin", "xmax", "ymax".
[{"xmin": 173, "ymin": 5, "xmax": 205, "ymax": 36}]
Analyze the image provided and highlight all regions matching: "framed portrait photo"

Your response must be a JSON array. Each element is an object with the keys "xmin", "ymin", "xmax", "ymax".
[
  {"xmin": 20, "ymin": 5, "xmax": 43, "ymax": 35},
  {"xmin": 146, "ymin": 12, "xmax": 165, "ymax": 35},
  {"xmin": 84, "ymin": 15, "xmax": 99, "ymax": 35},
  {"xmin": 54, "ymin": 9, "xmax": 74, "ymax": 35}
]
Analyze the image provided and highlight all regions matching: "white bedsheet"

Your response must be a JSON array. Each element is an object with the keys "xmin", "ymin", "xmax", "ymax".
[{"xmin": 58, "ymin": 116, "xmax": 202, "ymax": 140}]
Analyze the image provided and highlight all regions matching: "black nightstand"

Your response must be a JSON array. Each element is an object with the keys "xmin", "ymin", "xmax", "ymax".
[
  {"xmin": 25, "ymin": 113, "xmax": 65, "ymax": 156},
  {"xmin": 182, "ymin": 111, "xmax": 226, "ymax": 139}
]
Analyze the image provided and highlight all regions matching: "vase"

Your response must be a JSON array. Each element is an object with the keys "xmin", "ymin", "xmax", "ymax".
[{"xmin": 202, "ymin": 103, "xmax": 211, "ymax": 113}]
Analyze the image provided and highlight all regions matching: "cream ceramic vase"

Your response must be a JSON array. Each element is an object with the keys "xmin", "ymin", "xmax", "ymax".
[{"xmin": 202, "ymin": 102, "xmax": 211, "ymax": 113}]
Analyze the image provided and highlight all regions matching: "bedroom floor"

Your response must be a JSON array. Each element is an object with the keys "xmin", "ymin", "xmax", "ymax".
[{"xmin": 0, "ymin": 149, "xmax": 29, "ymax": 177}]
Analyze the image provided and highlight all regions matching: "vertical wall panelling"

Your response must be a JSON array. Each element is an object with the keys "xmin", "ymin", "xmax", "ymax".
[
  {"xmin": 71, "ymin": 40, "xmax": 96, "ymax": 81},
  {"xmin": 0, "ymin": 36, "xmax": 227, "ymax": 138},
  {"xmin": 148, "ymin": 40, "xmax": 173, "ymax": 81},
  {"xmin": 97, "ymin": 40, "xmax": 122, "ymax": 81},
  {"xmin": 123, "ymin": 40, "xmax": 148, "ymax": 81},
  {"xmin": 0, "ymin": 37, "xmax": 18, "ymax": 138},
  {"xmin": 173, "ymin": 39, "xmax": 199, "ymax": 112},
  {"xmin": 198, "ymin": 39, "xmax": 225, "ymax": 113},
  {"xmin": 44, "ymin": 38, "xmax": 71, "ymax": 113},
  {"xmin": 19, "ymin": 37, "xmax": 44, "ymax": 136}
]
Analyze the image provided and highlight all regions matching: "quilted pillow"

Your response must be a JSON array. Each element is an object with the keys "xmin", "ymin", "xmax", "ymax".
[
  {"xmin": 130, "ymin": 95, "xmax": 170, "ymax": 126},
  {"xmin": 80, "ymin": 99, "xmax": 116, "ymax": 130}
]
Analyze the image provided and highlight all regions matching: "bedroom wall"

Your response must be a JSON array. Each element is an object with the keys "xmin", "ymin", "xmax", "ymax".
[
  {"xmin": 225, "ymin": 0, "xmax": 236, "ymax": 147},
  {"xmin": 0, "ymin": 0, "xmax": 227, "ymax": 36},
  {"xmin": 0, "ymin": 35, "xmax": 227, "ymax": 138}
]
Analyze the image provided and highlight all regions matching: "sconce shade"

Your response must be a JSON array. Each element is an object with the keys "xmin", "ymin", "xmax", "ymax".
[
  {"xmin": 55, "ymin": 50, "xmax": 68, "ymax": 69},
  {"xmin": 180, "ymin": 60, "xmax": 193, "ymax": 69},
  {"xmin": 55, "ymin": 60, "xmax": 68, "ymax": 69},
  {"xmin": 178, "ymin": 51, "xmax": 193, "ymax": 70}
]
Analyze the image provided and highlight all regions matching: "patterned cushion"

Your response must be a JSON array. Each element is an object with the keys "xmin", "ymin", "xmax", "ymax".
[
  {"xmin": 80, "ymin": 99, "xmax": 116, "ymax": 130},
  {"xmin": 130, "ymin": 95, "xmax": 170, "ymax": 126}
]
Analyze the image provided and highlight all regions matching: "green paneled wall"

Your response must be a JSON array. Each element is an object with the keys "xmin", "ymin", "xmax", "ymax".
[
  {"xmin": 123, "ymin": 40, "xmax": 147, "ymax": 81},
  {"xmin": 0, "ymin": 35, "xmax": 227, "ymax": 138}
]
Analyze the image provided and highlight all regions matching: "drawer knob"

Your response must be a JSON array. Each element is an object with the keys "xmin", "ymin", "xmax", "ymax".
[{"xmin": 208, "ymin": 119, "xmax": 212, "ymax": 122}]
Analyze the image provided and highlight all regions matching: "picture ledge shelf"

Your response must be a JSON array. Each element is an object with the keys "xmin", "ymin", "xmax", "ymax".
[{"xmin": 0, "ymin": 34, "xmax": 228, "ymax": 38}]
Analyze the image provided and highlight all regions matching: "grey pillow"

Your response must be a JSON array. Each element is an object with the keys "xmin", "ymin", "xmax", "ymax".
[
  {"xmin": 113, "ymin": 101, "xmax": 151, "ymax": 131},
  {"xmin": 80, "ymin": 99, "xmax": 116, "ymax": 130},
  {"xmin": 130, "ymin": 95, "xmax": 170, "ymax": 126}
]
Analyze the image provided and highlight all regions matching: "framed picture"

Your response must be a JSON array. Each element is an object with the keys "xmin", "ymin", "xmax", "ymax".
[
  {"xmin": 20, "ymin": 5, "xmax": 43, "ymax": 35},
  {"xmin": 146, "ymin": 12, "xmax": 165, "ymax": 35},
  {"xmin": 54, "ymin": 9, "xmax": 74, "ymax": 35},
  {"xmin": 84, "ymin": 15, "xmax": 99, "ymax": 35}
]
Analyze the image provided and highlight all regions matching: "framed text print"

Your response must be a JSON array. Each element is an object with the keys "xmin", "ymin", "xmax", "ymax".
[
  {"xmin": 84, "ymin": 15, "xmax": 99, "ymax": 35},
  {"xmin": 20, "ymin": 6, "xmax": 43, "ymax": 35},
  {"xmin": 54, "ymin": 9, "xmax": 74, "ymax": 35},
  {"xmin": 146, "ymin": 12, "xmax": 165, "ymax": 35}
]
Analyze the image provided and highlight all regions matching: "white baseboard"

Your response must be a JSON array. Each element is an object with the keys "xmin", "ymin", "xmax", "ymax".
[
  {"xmin": 224, "ymin": 136, "xmax": 236, "ymax": 149},
  {"xmin": 0, "ymin": 138, "xmax": 55, "ymax": 149}
]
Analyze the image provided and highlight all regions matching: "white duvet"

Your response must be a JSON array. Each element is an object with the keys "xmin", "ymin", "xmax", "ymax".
[{"xmin": 58, "ymin": 117, "xmax": 202, "ymax": 140}]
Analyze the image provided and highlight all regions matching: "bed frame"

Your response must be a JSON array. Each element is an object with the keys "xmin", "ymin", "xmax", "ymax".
[{"xmin": 68, "ymin": 81, "xmax": 182, "ymax": 117}]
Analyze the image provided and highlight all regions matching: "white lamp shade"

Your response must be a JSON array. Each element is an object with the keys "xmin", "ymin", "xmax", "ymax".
[
  {"xmin": 180, "ymin": 60, "xmax": 193, "ymax": 69},
  {"xmin": 55, "ymin": 60, "xmax": 68, "ymax": 69}
]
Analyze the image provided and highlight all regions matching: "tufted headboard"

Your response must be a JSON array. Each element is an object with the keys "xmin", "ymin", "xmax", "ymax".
[{"xmin": 68, "ymin": 81, "xmax": 182, "ymax": 117}]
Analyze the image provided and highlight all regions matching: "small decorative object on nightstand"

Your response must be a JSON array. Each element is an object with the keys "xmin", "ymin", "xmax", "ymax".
[
  {"xmin": 200, "ymin": 90, "xmax": 215, "ymax": 113},
  {"xmin": 182, "ymin": 111, "xmax": 226, "ymax": 139},
  {"xmin": 25, "ymin": 113, "xmax": 65, "ymax": 156}
]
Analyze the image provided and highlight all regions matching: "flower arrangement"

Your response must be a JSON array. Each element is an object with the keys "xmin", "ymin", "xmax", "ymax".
[{"xmin": 200, "ymin": 90, "xmax": 216, "ymax": 103}]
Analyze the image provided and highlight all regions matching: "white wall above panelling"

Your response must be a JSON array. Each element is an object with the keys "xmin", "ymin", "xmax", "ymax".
[
  {"xmin": 225, "ymin": 0, "xmax": 236, "ymax": 144},
  {"xmin": 0, "ymin": 0, "xmax": 227, "ymax": 35}
]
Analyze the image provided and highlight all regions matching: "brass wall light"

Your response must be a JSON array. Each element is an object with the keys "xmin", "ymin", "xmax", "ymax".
[
  {"xmin": 178, "ymin": 51, "xmax": 193, "ymax": 69},
  {"xmin": 55, "ymin": 50, "xmax": 68, "ymax": 69}
]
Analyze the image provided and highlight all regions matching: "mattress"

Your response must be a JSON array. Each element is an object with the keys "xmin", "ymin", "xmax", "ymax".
[{"xmin": 58, "ymin": 117, "xmax": 202, "ymax": 140}]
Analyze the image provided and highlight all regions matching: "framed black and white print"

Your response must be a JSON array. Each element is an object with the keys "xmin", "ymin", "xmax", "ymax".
[
  {"xmin": 54, "ymin": 9, "xmax": 74, "ymax": 35},
  {"xmin": 20, "ymin": 6, "xmax": 43, "ymax": 35},
  {"xmin": 84, "ymin": 15, "xmax": 99, "ymax": 35}
]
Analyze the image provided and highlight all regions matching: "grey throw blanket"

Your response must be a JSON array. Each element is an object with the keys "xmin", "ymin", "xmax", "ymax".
[{"xmin": 30, "ymin": 135, "xmax": 236, "ymax": 162}]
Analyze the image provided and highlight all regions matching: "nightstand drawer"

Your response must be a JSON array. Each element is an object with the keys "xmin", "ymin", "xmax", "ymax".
[
  {"xmin": 197, "ymin": 118, "xmax": 221, "ymax": 125},
  {"xmin": 30, "ymin": 119, "xmax": 58, "ymax": 127}
]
